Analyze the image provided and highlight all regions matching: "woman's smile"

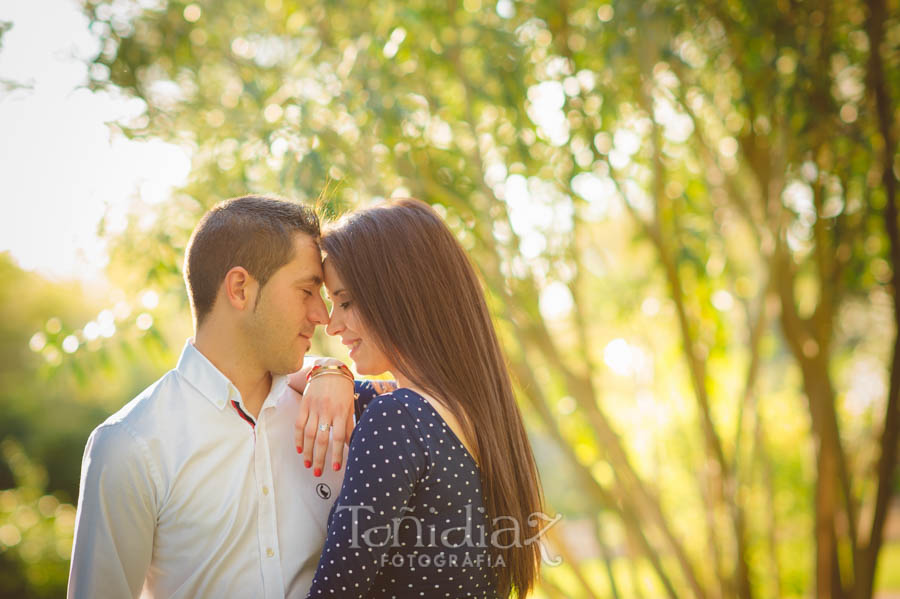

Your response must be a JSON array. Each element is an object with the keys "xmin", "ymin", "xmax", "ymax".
[{"xmin": 344, "ymin": 338, "xmax": 362, "ymax": 356}]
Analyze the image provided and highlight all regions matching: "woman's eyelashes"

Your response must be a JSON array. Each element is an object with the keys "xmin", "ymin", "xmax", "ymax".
[
  {"xmin": 325, "ymin": 296, "xmax": 350, "ymax": 314},
  {"xmin": 328, "ymin": 294, "xmax": 351, "ymax": 310}
]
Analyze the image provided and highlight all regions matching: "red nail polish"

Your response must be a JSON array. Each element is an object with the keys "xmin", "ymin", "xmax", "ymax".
[
  {"xmin": 296, "ymin": 446, "xmax": 303, "ymax": 454},
  {"xmin": 333, "ymin": 462, "xmax": 340, "ymax": 471},
  {"xmin": 304, "ymin": 460, "xmax": 312, "ymax": 468},
  {"xmin": 314, "ymin": 467, "xmax": 322, "ymax": 477}
]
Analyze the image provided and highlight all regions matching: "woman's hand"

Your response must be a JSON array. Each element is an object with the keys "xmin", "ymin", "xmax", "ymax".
[
  {"xmin": 292, "ymin": 358, "xmax": 356, "ymax": 476},
  {"xmin": 286, "ymin": 364, "xmax": 313, "ymax": 395}
]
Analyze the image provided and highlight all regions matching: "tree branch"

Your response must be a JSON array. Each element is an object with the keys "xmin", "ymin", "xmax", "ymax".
[{"xmin": 857, "ymin": 0, "xmax": 900, "ymax": 595}]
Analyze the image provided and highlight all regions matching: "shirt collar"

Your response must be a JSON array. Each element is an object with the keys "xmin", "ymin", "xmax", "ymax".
[
  {"xmin": 263, "ymin": 375, "xmax": 289, "ymax": 412},
  {"xmin": 176, "ymin": 339, "xmax": 291, "ymax": 412},
  {"xmin": 176, "ymin": 340, "xmax": 235, "ymax": 410}
]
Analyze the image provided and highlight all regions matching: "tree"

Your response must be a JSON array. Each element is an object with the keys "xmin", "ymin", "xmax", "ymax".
[
  {"xmin": 79, "ymin": 0, "xmax": 900, "ymax": 596},
  {"xmin": 0, "ymin": 252, "xmax": 176, "ymax": 597}
]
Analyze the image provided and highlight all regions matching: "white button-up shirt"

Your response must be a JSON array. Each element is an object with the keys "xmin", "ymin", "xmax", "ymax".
[{"xmin": 67, "ymin": 340, "xmax": 345, "ymax": 599}]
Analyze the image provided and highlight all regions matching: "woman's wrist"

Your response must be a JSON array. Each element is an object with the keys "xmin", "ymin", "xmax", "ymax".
[
  {"xmin": 307, "ymin": 362, "xmax": 353, "ymax": 383},
  {"xmin": 287, "ymin": 366, "xmax": 312, "ymax": 394},
  {"xmin": 301, "ymin": 356, "xmax": 346, "ymax": 368},
  {"xmin": 289, "ymin": 357, "xmax": 350, "ymax": 394},
  {"xmin": 312, "ymin": 357, "xmax": 347, "ymax": 369}
]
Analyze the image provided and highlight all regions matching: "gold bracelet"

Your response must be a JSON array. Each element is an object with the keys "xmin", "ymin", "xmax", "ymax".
[
  {"xmin": 306, "ymin": 363, "xmax": 353, "ymax": 382},
  {"xmin": 307, "ymin": 368, "xmax": 353, "ymax": 385}
]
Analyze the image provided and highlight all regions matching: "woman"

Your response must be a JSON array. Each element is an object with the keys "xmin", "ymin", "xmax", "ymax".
[{"xmin": 300, "ymin": 198, "xmax": 543, "ymax": 598}]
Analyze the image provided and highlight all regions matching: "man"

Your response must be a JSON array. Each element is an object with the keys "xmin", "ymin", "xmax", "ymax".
[{"xmin": 68, "ymin": 196, "xmax": 354, "ymax": 598}]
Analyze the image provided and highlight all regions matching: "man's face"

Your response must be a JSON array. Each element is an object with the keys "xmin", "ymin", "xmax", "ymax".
[{"xmin": 244, "ymin": 232, "xmax": 328, "ymax": 375}]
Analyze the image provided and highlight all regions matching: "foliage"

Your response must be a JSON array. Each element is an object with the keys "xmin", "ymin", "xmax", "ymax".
[
  {"xmin": 13, "ymin": 0, "xmax": 900, "ymax": 597},
  {"xmin": 0, "ymin": 253, "xmax": 176, "ymax": 597},
  {"xmin": 0, "ymin": 440, "xmax": 75, "ymax": 599}
]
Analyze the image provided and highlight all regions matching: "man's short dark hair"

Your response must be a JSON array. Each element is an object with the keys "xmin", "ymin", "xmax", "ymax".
[{"xmin": 184, "ymin": 195, "xmax": 320, "ymax": 326}]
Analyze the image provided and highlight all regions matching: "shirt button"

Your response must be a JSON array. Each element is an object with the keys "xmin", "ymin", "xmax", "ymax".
[
  {"xmin": 262, "ymin": 486, "xmax": 269, "ymax": 496},
  {"xmin": 266, "ymin": 548, "xmax": 275, "ymax": 558}
]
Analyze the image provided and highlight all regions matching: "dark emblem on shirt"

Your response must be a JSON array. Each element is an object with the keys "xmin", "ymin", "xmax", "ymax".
[{"xmin": 316, "ymin": 483, "xmax": 332, "ymax": 500}]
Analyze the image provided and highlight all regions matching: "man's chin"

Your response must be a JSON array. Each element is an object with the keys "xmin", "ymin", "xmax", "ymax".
[
  {"xmin": 270, "ymin": 347, "xmax": 306, "ymax": 376},
  {"xmin": 272, "ymin": 360, "xmax": 303, "ymax": 376}
]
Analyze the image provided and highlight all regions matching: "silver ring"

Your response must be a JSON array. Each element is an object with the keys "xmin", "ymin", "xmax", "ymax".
[{"xmin": 318, "ymin": 423, "xmax": 331, "ymax": 432}]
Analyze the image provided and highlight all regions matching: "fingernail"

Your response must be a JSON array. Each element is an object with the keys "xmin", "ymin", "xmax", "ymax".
[
  {"xmin": 304, "ymin": 460, "xmax": 312, "ymax": 468},
  {"xmin": 296, "ymin": 446, "xmax": 303, "ymax": 454},
  {"xmin": 333, "ymin": 462, "xmax": 340, "ymax": 471},
  {"xmin": 314, "ymin": 467, "xmax": 322, "ymax": 477}
]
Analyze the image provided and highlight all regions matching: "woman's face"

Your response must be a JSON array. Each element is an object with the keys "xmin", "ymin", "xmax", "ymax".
[{"xmin": 324, "ymin": 259, "xmax": 395, "ymax": 375}]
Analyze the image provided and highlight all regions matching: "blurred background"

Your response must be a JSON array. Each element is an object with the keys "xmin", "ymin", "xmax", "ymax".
[{"xmin": 1, "ymin": 0, "xmax": 898, "ymax": 597}]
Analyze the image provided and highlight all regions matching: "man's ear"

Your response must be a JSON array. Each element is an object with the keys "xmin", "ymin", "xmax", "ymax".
[{"xmin": 222, "ymin": 266, "xmax": 258, "ymax": 311}]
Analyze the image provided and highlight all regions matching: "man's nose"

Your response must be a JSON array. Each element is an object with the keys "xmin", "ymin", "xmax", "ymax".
[{"xmin": 308, "ymin": 294, "xmax": 329, "ymax": 326}]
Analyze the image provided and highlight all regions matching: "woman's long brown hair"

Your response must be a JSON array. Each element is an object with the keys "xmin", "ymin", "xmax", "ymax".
[{"xmin": 322, "ymin": 198, "xmax": 544, "ymax": 597}]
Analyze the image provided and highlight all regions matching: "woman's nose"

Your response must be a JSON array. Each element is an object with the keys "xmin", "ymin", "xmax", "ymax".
[{"xmin": 325, "ymin": 310, "xmax": 342, "ymax": 336}]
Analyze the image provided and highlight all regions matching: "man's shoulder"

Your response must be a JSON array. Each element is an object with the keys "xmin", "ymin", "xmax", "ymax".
[
  {"xmin": 83, "ymin": 369, "xmax": 185, "ymax": 477},
  {"xmin": 95, "ymin": 369, "xmax": 182, "ymax": 438}
]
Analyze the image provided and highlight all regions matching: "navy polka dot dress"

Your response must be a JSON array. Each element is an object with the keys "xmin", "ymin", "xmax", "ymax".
[{"xmin": 305, "ymin": 381, "xmax": 500, "ymax": 598}]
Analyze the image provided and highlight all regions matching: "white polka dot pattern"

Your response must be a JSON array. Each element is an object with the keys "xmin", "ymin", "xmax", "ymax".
[{"xmin": 305, "ymin": 382, "xmax": 499, "ymax": 598}]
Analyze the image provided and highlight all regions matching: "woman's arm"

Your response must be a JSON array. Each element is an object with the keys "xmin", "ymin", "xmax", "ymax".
[
  {"xmin": 292, "ymin": 357, "xmax": 356, "ymax": 474},
  {"xmin": 291, "ymin": 358, "xmax": 397, "ymax": 474}
]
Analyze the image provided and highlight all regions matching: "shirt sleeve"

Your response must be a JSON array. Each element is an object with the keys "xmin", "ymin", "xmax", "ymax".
[
  {"xmin": 67, "ymin": 422, "xmax": 158, "ymax": 599},
  {"xmin": 306, "ymin": 392, "xmax": 427, "ymax": 598}
]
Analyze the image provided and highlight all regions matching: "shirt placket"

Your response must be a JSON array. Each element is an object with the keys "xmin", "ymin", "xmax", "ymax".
[{"xmin": 254, "ymin": 409, "xmax": 284, "ymax": 599}]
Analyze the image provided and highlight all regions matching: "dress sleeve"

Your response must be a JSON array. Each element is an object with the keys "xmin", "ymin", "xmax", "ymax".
[
  {"xmin": 67, "ymin": 423, "xmax": 158, "ymax": 599},
  {"xmin": 306, "ymin": 392, "xmax": 427, "ymax": 598},
  {"xmin": 353, "ymin": 380, "xmax": 376, "ymax": 422},
  {"xmin": 352, "ymin": 380, "xmax": 398, "ymax": 423}
]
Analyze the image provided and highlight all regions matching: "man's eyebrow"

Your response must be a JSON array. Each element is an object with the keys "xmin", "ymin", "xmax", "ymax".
[{"xmin": 295, "ymin": 275, "xmax": 323, "ymax": 286}]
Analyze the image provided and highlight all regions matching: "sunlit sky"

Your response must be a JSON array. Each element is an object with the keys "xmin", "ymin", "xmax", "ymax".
[
  {"xmin": 0, "ymin": 0, "xmax": 584, "ymax": 330},
  {"xmin": 0, "ymin": 0, "xmax": 638, "ymax": 304},
  {"xmin": 0, "ymin": 0, "xmax": 189, "ymax": 282}
]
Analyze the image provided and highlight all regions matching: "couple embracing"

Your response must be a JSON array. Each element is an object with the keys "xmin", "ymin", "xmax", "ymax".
[{"xmin": 67, "ymin": 196, "xmax": 545, "ymax": 598}]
